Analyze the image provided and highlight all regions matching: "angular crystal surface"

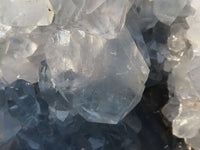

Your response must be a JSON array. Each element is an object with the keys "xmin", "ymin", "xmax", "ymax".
[
  {"xmin": 153, "ymin": 0, "xmax": 187, "ymax": 25},
  {"xmin": 186, "ymin": 131, "xmax": 200, "ymax": 150},
  {"xmin": 0, "ymin": 87, "xmax": 20, "ymax": 144},
  {"xmin": 39, "ymin": 61, "xmax": 73, "ymax": 122},
  {"xmin": 52, "ymin": 0, "xmax": 132, "ymax": 39},
  {"xmin": 167, "ymin": 24, "xmax": 187, "ymax": 53},
  {"xmin": 128, "ymin": 0, "xmax": 158, "ymax": 30},
  {"xmin": 0, "ymin": 108, "xmax": 20, "ymax": 144},
  {"xmin": 0, "ymin": 23, "xmax": 11, "ymax": 38},
  {"xmin": 5, "ymin": 80, "xmax": 40, "ymax": 127},
  {"xmin": 0, "ymin": 0, "xmax": 198, "ymax": 149},
  {"xmin": 0, "ymin": 34, "xmax": 39, "ymax": 84},
  {"xmin": 45, "ymin": 28, "xmax": 149, "ymax": 124},
  {"xmin": 0, "ymin": 0, "xmax": 54, "ymax": 26},
  {"xmin": 74, "ymin": 0, "xmax": 132, "ymax": 39},
  {"xmin": 161, "ymin": 1, "xmax": 200, "ymax": 149}
]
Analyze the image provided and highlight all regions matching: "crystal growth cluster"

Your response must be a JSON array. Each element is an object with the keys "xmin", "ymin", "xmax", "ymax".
[
  {"xmin": 161, "ymin": 0, "xmax": 200, "ymax": 149},
  {"xmin": 1, "ymin": 0, "xmax": 200, "ymax": 150},
  {"xmin": 0, "ymin": 0, "xmax": 150, "ymax": 148}
]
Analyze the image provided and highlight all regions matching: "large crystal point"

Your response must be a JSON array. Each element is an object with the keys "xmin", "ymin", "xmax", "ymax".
[
  {"xmin": 45, "ymin": 28, "xmax": 149, "ymax": 124},
  {"xmin": 0, "ymin": 0, "xmax": 54, "ymax": 26}
]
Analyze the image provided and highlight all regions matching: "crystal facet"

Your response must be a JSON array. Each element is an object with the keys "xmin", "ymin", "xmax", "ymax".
[
  {"xmin": 44, "ymin": 28, "xmax": 149, "ymax": 124},
  {"xmin": 153, "ymin": 0, "xmax": 187, "ymax": 25},
  {"xmin": 5, "ymin": 80, "xmax": 40, "ymax": 127},
  {"xmin": 0, "ymin": 0, "xmax": 54, "ymax": 26}
]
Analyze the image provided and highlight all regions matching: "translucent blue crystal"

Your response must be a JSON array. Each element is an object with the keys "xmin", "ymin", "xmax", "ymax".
[{"xmin": 5, "ymin": 80, "xmax": 40, "ymax": 127}]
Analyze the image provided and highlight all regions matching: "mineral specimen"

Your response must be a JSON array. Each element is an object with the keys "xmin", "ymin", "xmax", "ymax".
[
  {"xmin": 1, "ymin": 0, "xmax": 198, "ymax": 149},
  {"xmin": 0, "ymin": 0, "xmax": 150, "ymax": 127}
]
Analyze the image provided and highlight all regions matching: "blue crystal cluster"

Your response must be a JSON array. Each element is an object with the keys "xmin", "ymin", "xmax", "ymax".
[
  {"xmin": 0, "ymin": 78, "xmax": 186, "ymax": 150},
  {"xmin": 0, "ymin": 0, "xmax": 196, "ymax": 149}
]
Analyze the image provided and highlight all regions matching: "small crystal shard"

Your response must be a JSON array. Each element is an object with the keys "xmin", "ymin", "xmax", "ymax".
[{"xmin": 0, "ymin": 23, "xmax": 11, "ymax": 38}]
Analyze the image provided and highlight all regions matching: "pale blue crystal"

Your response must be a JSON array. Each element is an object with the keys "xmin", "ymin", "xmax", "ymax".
[{"xmin": 5, "ymin": 80, "xmax": 40, "ymax": 127}]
